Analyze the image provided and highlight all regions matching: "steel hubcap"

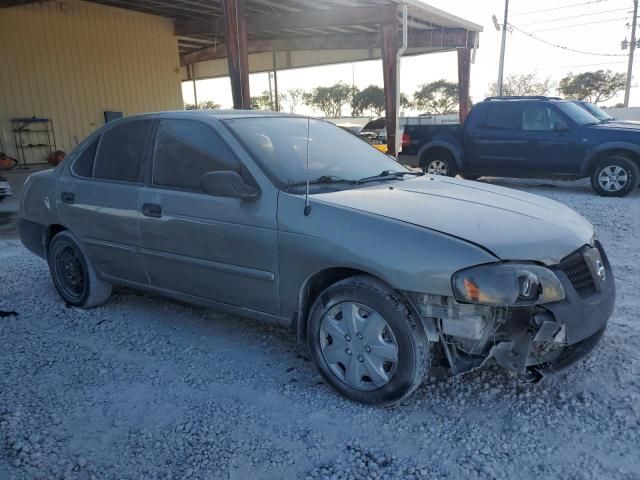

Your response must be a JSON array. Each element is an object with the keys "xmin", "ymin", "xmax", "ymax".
[
  {"xmin": 426, "ymin": 160, "xmax": 448, "ymax": 176},
  {"xmin": 319, "ymin": 302, "xmax": 399, "ymax": 391},
  {"xmin": 598, "ymin": 165, "xmax": 628, "ymax": 192},
  {"xmin": 55, "ymin": 245, "xmax": 85, "ymax": 298}
]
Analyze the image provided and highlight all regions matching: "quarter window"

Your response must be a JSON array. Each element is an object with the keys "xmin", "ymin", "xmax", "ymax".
[
  {"xmin": 93, "ymin": 120, "xmax": 151, "ymax": 183},
  {"xmin": 153, "ymin": 119, "xmax": 240, "ymax": 191},
  {"xmin": 72, "ymin": 136, "xmax": 100, "ymax": 178}
]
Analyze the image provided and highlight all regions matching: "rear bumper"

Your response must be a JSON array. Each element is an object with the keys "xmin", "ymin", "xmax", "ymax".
[{"xmin": 18, "ymin": 218, "xmax": 46, "ymax": 258}]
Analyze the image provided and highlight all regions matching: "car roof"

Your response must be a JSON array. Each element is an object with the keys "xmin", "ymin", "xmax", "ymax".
[
  {"xmin": 482, "ymin": 96, "xmax": 568, "ymax": 103},
  {"xmin": 121, "ymin": 110, "xmax": 309, "ymax": 122}
]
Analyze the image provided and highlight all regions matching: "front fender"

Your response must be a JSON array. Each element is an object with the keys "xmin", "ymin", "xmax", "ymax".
[
  {"xmin": 581, "ymin": 141, "xmax": 640, "ymax": 175},
  {"xmin": 277, "ymin": 192, "xmax": 498, "ymax": 321},
  {"xmin": 417, "ymin": 139, "xmax": 464, "ymax": 170}
]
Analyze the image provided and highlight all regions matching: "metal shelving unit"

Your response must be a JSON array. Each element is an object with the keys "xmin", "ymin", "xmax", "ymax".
[{"xmin": 11, "ymin": 117, "xmax": 57, "ymax": 169}]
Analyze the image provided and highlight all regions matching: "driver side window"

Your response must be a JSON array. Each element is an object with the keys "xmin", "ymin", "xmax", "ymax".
[
  {"xmin": 153, "ymin": 119, "xmax": 240, "ymax": 191},
  {"xmin": 521, "ymin": 105, "xmax": 568, "ymax": 131}
]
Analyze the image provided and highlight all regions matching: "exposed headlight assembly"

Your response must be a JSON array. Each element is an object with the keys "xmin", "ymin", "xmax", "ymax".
[{"xmin": 452, "ymin": 263, "xmax": 565, "ymax": 306}]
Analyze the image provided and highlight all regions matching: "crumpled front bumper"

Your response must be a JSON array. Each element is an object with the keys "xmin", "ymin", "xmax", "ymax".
[{"xmin": 492, "ymin": 241, "xmax": 615, "ymax": 377}]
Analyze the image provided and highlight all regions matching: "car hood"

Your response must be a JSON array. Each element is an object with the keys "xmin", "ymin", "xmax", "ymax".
[
  {"xmin": 312, "ymin": 176, "xmax": 594, "ymax": 265},
  {"xmin": 587, "ymin": 121, "xmax": 640, "ymax": 131}
]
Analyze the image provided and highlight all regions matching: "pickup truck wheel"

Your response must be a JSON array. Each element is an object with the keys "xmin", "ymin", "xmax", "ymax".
[
  {"xmin": 591, "ymin": 156, "xmax": 640, "ymax": 197},
  {"xmin": 422, "ymin": 152, "xmax": 457, "ymax": 177},
  {"xmin": 307, "ymin": 275, "xmax": 431, "ymax": 406},
  {"xmin": 48, "ymin": 230, "xmax": 112, "ymax": 308}
]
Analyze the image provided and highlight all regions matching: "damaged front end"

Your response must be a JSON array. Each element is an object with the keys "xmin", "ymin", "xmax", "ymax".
[{"xmin": 407, "ymin": 242, "xmax": 615, "ymax": 380}]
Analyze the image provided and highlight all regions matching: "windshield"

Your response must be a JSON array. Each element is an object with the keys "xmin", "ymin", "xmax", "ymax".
[
  {"xmin": 224, "ymin": 117, "xmax": 405, "ymax": 187},
  {"xmin": 576, "ymin": 101, "xmax": 613, "ymax": 121},
  {"xmin": 555, "ymin": 102, "xmax": 601, "ymax": 125}
]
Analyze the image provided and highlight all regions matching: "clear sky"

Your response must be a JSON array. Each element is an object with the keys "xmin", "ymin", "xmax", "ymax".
[{"xmin": 182, "ymin": 0, "xmax": 639, "ymax": 115}]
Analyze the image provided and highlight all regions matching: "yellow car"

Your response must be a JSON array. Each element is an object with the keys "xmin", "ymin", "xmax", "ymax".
[{"xmin": 371, "ymin": 140, "xmax": 388, "ymax": 153}]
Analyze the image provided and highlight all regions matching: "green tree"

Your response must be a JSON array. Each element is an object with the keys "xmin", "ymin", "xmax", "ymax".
[
  {"xmin": 413, "ymin": 80, "xmax": 459, "ymax": 114},
  {"xmin": 351, "ymin": 85, "xmax": 385, "ymax": 116},
  {"xmin": 350, "ymin": 86, "xmax": 414, "ymax": 116},
  {"xmin": 250, "ymin": 91, "xmax": 272, "ymax": 111},
  {"xmin": 488, "ymin": 73, "xmax": 554, "ymax": 97},
  {"xmin": 559, "ymin": 70, "xmax": 626, "ymax": 104},
  {"xmin": 280, "ymin": 88, "xmax": 306, "ymax": 113},
  {"xmin": 400, "ymin": 93, "xmax": 412, "ymax": 110},
  {"xmin": 185, "ymin": 100, "xmax": 221, "ymax": 110},
  {"xmin": 305, "ymin": 82, "xmax": 356, "ymax": 117},
  {"xmin": 489, "ymin": 73, "xmax": 555, "ymax": 97}
]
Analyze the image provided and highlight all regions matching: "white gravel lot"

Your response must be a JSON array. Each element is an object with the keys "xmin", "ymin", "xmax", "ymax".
[{"xmin": 1, "ymin": 178, "xmax": 639, "ymax": 480}]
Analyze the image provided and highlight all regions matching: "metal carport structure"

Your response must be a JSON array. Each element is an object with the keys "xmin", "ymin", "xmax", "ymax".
[{"xmin": 3, "ymin": 0, "xmax": 482, "ymax": 155}]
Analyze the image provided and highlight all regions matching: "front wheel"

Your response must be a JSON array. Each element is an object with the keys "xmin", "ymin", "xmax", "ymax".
[
  {"xmin": 48, "ymin": 230, "xmax": 112, "ymax": 308},
  {"xmin": 591, "ymin": 156, "xmax": 640, "ymax": 197},
  {"xmin": 307, "ymin": 276, "xmax": 431, "ymax": 406}
]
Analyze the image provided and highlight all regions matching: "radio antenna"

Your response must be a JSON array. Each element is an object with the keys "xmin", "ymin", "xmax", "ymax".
[{"xmin": 303, "ymin": 116, "xmax": 312, "ymax": 216}]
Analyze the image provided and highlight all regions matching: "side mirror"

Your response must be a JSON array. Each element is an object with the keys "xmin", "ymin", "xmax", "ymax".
[{"xmin": 200, "ymin": 171, "xmax": 260, "ymax": 199}]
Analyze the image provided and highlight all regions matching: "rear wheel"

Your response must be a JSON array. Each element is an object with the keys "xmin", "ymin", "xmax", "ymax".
[
  {"xmin": 591, "ymin": 155, "xmax": 640, "ymax": 197},
  {"xmin": 307, "ymin": 275, "xmax": 431, "ymax": 406},
  {"xmin": 422, "ymin": 151, "xmax": 457, "ymax": 177},
  {"xmin": 48, "ymin": 230, "xmax": 112, "ymax": 308}
]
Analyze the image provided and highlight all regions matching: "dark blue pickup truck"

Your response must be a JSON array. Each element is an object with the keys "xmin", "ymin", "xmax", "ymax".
[{"xmin": 399, "ymin": 96, "xmax": 640, "ymax": 197}]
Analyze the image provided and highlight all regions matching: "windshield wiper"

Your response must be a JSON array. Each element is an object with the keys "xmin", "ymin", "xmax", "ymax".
[
  {"xmin": 356, "ymin": 170, "xmax": 424, "ymax": 184},
  {"xmin": 287, "ymin": 175, "xmax": 357, "ymax": 188}
]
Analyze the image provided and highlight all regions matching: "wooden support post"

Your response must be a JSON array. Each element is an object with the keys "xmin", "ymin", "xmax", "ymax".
[
  {"xmin": 222, "ymin": 0, "xmax": 250, "ymax": 109},
  {"xmin": 457, "ymin": 46, "xmax": 471, "ymax": 123},
  {"xmin": 382, "ymin": 22, "xmax": 398, "ymax": 156}
]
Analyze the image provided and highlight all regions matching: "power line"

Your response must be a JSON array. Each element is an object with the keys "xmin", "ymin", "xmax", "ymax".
[
  {"xmin": 521, "ymin": 7, "xmax": 628, "ymax": 26},
  {"xmin": 529, "ymin": 16, "xmax": 631, "ymax": 33},
  {"xmin": 510, "ymin": 0, "xmax": 611, "ymax": 17},
  {"xmin": 563, "ymin": 60, "xmax": 636, "ymax": 67},
  {"xmin": 509, "ymin": 23, "xmax": 628, "ymax": 56}
]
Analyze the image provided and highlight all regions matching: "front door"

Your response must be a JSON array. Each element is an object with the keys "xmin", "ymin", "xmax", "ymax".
[
  {"xmin": 518, "ymin": 103, "xmax": 583, "ymax": 174},
  {"xmin": 138, "ymin": 118, "xmax": 279, "ymax": 315},
  {"xmin": 56, "ymin": 118, "xmax": 153, "ymax": 284}
]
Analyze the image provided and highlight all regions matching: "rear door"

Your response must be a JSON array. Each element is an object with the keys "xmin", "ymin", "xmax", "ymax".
[
  {"xmin": 56, "ymin": 118, "xmax": 153, "ymax": 284},
  {"xmin": 464, "ymin": 102, "xmax": 529, "ymax": 175},
  {"xmin": 518, "ymin": 103, "xmax": 582, "ymax": 174},
  {"xmin": 138, "ymin": 117, "xmax": 279, "ymax": 314}
]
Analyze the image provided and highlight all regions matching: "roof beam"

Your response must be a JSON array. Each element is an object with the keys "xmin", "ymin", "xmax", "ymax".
[
  {"xmin": 180, "ymin": 28, "xmax": 473, "ymax": 65},
  {"xmin": 175, "ymin": 5, "xmax": 398, "ymax": 36}
]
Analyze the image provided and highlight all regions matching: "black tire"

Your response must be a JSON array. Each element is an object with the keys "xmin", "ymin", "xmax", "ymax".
[
  {"xmin": 421, "ymin": 150, "xmax": 457, "ymax": 177},
  {"xmin": 459, "ymin": 173, "xmax": 481, "ymax": 181},
  {"xmin": 307, "ymin": 275, "xmax": 431, "ymax": 406},
  {"xmin": 590, "ymin": 155, "xmax": 640, "ymax": 197},
  {"xmin": 47, "ymin": 230, "xmax": 112, "ymax": 308}
]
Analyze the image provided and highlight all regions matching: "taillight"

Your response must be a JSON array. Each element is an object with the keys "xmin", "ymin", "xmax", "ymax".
[{"xmin": 401, "ymin": 132, "xmax": 410, "ymax": 148}]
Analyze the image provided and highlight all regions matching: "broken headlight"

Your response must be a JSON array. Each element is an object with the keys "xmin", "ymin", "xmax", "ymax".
[{"xmin": 452, "ymin": 263, "xmax": 565, "ymax": 306}]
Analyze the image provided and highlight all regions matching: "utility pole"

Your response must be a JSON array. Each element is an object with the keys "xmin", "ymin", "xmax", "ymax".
[
  {"xmin": 624, "ymin": 0, "xmax": 638, "ymax": 107},
  {"xmin": 496, "ymin": 0, "xmax": 510, "ymax": 96}
]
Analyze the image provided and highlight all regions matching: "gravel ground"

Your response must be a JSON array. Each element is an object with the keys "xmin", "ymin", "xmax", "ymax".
[{"xmin": 1, "ymin": 178, "xmax": 639, "ymax": 480}]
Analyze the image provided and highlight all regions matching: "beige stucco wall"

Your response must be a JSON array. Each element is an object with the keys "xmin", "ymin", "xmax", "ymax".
[{"xmin": 0, "ymin": 0, "xmax": 183, "ymax": 164}]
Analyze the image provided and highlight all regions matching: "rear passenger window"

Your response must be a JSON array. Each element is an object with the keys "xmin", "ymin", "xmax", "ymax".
[
  {"xmin": 153, "ymin": 119, "xmax": 240, "ymax": 191},
  {"xmin": 94, "ymin": 120, "xmax": 151, "ymax": 183},
  {"xmin": 481, "ymin": 104, "xmax": 515, "ymax": 130},
  {"xmin": 72, "ymin": 136, "xmax": 99, "ymax": 178}
]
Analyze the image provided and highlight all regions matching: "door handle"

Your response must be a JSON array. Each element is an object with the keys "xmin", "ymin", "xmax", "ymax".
[
  {"xmin": 60, "ymin": 192, "xmax": 75, "ymax": 204},
  {"xmin": 142, "ymin": 203, "xmax": 162, "ymax": 218}
]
